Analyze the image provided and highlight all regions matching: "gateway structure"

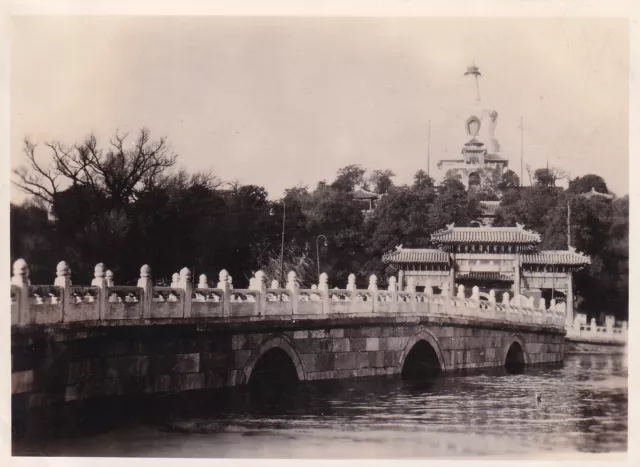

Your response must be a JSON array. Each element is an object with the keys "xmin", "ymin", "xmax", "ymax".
[{"xmin": 382, "ymin": 224, "xmax": 590, "ymax": 325}]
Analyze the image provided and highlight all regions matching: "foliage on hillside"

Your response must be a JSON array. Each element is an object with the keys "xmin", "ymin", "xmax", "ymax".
[{"xmin": 11, "ymin": 130, "xmax": 628, "ymax": 320}]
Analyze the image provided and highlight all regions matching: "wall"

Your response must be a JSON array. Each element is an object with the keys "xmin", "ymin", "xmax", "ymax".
[{"xmin": 12, "ymin": 315, "xmax": 565, "ymax": 412}]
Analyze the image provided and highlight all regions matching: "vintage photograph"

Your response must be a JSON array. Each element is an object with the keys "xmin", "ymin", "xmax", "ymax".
[{"xmin": 9, "ymin": 16, "xmax": 628, "ymax": 458}]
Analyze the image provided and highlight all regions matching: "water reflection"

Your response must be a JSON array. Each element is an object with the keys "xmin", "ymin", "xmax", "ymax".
[{"xmin": 16, "ymin": 353, "xmax": 627, "ymax": 458}]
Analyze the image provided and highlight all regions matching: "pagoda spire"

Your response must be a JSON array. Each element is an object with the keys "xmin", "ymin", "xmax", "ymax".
[{"xmin": 464, "ymin": 63, "xmax": 482, "ymax": 103}]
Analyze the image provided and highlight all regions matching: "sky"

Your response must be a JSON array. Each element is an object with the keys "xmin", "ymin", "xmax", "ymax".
[{"xmin": 10, "ymin": 17, "xmax": 629, "ymax": 202}]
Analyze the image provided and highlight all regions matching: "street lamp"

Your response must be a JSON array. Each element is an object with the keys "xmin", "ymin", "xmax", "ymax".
[
  {"xmin": 316, "ymin": 235, "xmax": 328, "ymax": 277},
  {"xmin": 271, "ymin": 200, "xmax": 286, "ymax": 287}
]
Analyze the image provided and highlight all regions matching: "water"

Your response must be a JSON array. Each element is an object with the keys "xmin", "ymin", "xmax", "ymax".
[{"xmin": 16, "ymin": 352, "xmax": 627, "ymax": 458}]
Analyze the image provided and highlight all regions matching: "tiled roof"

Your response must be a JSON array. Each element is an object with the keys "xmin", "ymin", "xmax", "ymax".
[
  {"xmin": 522, "ymin": 250, "xmax": 591, "ymax": 266},
  {"xmin": 431, "ymin": 225, "xmax": 541, "ymax": 244},
  {"xmin": 484, "ymin": 153, "xmax": 507, "ymax": 162},
  {"xmin": 382, "ymin": 248, "xmax": 450, "ymax": 264},
  {"xmin": 457, "ymin": 272, "xmax": 513, "ymax": 281},
  {"xmin": 353, "ymin": 189, "xmax": 380, "ymax": 200}
]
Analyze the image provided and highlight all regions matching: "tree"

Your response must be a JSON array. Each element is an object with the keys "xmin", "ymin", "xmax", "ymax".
[
  {"xmin": 567, "ymin": 174, "xmax": 609, "ymax": 195},
  {"xmin": 412, "ymin": 170, "xmax": 435, "ymax": 190},
  {"xmin": 498, "ymin": 170, "xmax": 520, "ymax": 191},
  {"xmin": 368, "ymin": 169, "xmax": 396, "ymax": 194},
  {"xmin": 533, "ymin": 166, "xmax": 569, "ymax": 187},
  {"xmin": 255, "ymin": 240, "xmax": 317, "ymax": 287},
  {"xmin": 430, "ymin": 178, "xmax": 481, "ymax": 230},
  {"xmin": 331, "ymin": 165, "xmax": 367, "ymax": 192},
  {"xmin": 13, "ymin": 128, "xmax": 178, "ymax": 209}
]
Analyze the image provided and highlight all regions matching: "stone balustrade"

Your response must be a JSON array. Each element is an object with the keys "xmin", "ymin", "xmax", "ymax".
[
  {"xmin": 565, "ymin": 313, "xmax": 628, "ymax": 345},
  {"xmin": 10, "ymin": 259, "xmax": 567, "ymax": 329}
]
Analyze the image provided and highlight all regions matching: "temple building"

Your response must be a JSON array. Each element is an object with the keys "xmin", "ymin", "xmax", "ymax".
[
  {"xmin": 437, "ymin": 65, "xmax": 508, "ymax": 189},
  {"xmin": 382, "ymin": 224, "xmax": 590, "ymax": 325}
]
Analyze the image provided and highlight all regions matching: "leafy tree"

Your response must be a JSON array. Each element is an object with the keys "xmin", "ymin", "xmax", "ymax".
[
  {"xmin": 498, "ymin": 170, "xmax": 520, "ymax": 191},
  {"xmin": 567, "ymin": 174, "xmax": 609, "ymax": 195},
  {"xmin": 412, "ymin": 170, "xmax": 435, "ymax": 190},
  {"xmin": 368, "ymin": 169, "xmax": 396, "ymax": 194},
  {"xmin": 533, "ymin": 166, "xmax": 569, "ymax": 187},
  {"xmin": 331, "ymin": 165, "xmax": 367, "ymax": 192}
]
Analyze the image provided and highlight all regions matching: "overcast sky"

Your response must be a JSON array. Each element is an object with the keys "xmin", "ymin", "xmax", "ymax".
[{"xmin": 11, "ymin": 17, "xmax": 628, "ymax": 202}]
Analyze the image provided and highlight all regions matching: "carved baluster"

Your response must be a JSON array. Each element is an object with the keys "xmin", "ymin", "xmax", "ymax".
[
  {"xmin": 368, "ymin": 275, "xmax": 378, "ymax": 313},
  {"xmin": 55, "ymin": 261, "xmax": 71, "ymax": 323},
  {"xmin": 178, "ymin": 267, "xmax": 192, "ymax": 318},
  {"xmin": 388, "ymin": 276, "xmax": 398, "ymax": 313},
  {"xmin": 217, "ymin": 269, "xmax": 231, "ymax": 317},
  {"xmin": 318, "ymin": 273, "xmax": 329, "ymax": 314},
  {"xmin": 12, "ymin": 259, "xmax": 31, "ymax": 326},
  {"xmin": 105, "ymin": 270, "xmax": 114, "ymax": 287},
  {"xmin": 286, "ymin": 271, "xmax": 299, "ymax": 314},
  {"xmin": 253, "ymin": 270, "xmax": 267, "ymax": 315},
  {"xmin": 138, "ymin": 265, "xmax": 152, "ymax": 319},
  {"xmin": 91, "ymin": 263, "xmax": 107, "ymax": 320}
]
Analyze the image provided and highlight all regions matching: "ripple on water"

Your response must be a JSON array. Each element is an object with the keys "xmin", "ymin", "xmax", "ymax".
[{"xmin": 22, "ymin": 353, "xmax": 627, "ymax": 457}]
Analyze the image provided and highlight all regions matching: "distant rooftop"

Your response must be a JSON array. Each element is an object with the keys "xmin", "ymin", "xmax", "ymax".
[
  {"xmin": 352, "ymin": 188, "xmax": 380, "ymax": 200},
  {"xmin": 382, "ymin": 248, "xmax": 449, "ymax": 264},
  {"xmin": 431, "ymin": 224, "xmax": 541, "ymax": 245}
]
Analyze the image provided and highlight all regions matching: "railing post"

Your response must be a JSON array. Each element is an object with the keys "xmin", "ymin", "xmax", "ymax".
[
  {"xmin": 253, "ymin": 271, "xmax": 267, "ymax": 316},
  {"xmin": 137, "ymin": 265, "xmax": 153, "ymax": 319},
  {"xmin": 179, "ymin": 267, "xmax": 192, "ymax": 318},
  {"xmin": 319, "ymin": 272, "xmax": 329, "ymax": 314},
  {"xmin": 489, "ymin": 289, "xmax": 496, "ymax": 316},
  {"xmin": 503, "ymin": 292, "xmax": 511, "ymax": 321},
  {"xmin": 198, "ymin": 274, "xmax": 208, "ymax": 289},
  {"xmin": 217, "ymin": 270, "xmax": 231, "ymax": 317},
  {"xmin": 286, "ymin": 271, "xmax": 299, "ymax": 315},
  {"xmin": 406, "ymin": 277, "xmax": 416, "ymax": 313},
  {"xmin": 388, "ymin": 276, "xmax": 398, "ymax": 313},
  {"xmin": 539, "ymin": 298, "xmax": 547, "ymax": 325},
  {"xmin": 55, "ymin": 261, "xmax": 71, "ymax": 323},
  {"xmin": 369, "ymin": 274, "xmax": 378, "ymax": 313},
  {"xmin": 92, "ymin": 263, "xmax": 108, "ymax": 320},
  {"xmin": 271, "ymin": 279, "xmax": 279, "ymax": 289},
  {"xmin": 11, "ymin": 259, "xmax": 31, "ymax": 326},
  {"xmin": 346, "ymin": 273, "xmax": 356, "ymax": 313},
  {"xmin": 105, "ymin": 270, "xmax": 114, "ymax": 287}
]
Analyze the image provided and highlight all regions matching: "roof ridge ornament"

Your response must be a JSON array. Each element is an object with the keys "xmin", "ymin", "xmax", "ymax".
[
  {"xmin": 516, "ymin": 222, "xmax": 524, "ymax": 230},
  {"xmin": 395, "ymin": 244, "xmax": 403, "ymax": 251},
  {"xmin": 446, "ymin": 223, "xmax": 455, "ymax": 230}
]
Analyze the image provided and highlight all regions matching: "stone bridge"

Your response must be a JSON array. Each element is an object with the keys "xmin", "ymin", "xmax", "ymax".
[{"xmin": 11, "ymin": 259, "xmax": 566, "ymax": 417}]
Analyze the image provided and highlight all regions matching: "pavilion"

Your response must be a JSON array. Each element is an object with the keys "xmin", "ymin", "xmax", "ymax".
[{"xmin": 382, "ymin": 223, "xmax": 590, "ymax": 324}]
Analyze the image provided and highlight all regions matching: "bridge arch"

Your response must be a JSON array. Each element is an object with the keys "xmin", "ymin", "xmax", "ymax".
[
  {"xmin": 240, "ymin": 333, "xmax": 306, "ymax": 386},
  {"xmin": 399, "ymin": 329, "xmax": 447, "ymax": 379},
  {"xmin": 504, "ymin": 335, "xmax": 528, "ymax": 373}
]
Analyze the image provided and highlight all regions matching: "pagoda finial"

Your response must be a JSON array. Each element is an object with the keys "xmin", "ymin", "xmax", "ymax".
[{"xmin": 464, "ymin": 63, "xmax": 482, "ymax": 103}]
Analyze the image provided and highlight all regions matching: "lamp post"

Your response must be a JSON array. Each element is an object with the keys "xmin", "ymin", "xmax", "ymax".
[
  {"xmin": 269, "ymin": 200, "xmax": 286, "ymax": 286},
  {"xmin": 279, "ymin": 201, "xmax": 286, "ymax": 287},
  {"xmin": 316, "ymin": 235, "xmax": 328, "ymax": 277}
]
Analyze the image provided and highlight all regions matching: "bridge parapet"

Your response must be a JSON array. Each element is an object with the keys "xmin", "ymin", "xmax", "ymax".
[
  {"xmin": 565, "ymin": 313, "xmax": 627, "ymax": 345},
  {"xmin": 10, "ymin": 259, "xmax": 568, "ymax": 329}
]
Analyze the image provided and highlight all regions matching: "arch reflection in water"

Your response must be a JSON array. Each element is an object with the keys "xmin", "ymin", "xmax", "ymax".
[
  {"xmin": 505, "ymin": 341, "xmax": 526, "ymax": 374},
  {"xmin": 401, "ymin": 340, "xmax": 442, "ymax": 382}
]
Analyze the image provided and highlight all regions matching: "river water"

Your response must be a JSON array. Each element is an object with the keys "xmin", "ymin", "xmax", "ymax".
[{"xmin": 17, "ymin": 350, "xmax": 627, "ymax": 459}]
